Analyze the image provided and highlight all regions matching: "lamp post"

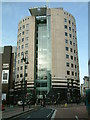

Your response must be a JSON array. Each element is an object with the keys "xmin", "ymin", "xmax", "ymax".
[{"xmin": 21, "ymin": 54, "xmax": 29, "ymax": 111}]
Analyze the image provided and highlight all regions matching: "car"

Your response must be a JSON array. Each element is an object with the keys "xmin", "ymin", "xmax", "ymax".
[{"xmin": 17, "ymin": 101, "xmax": 26, "ymax": 106}]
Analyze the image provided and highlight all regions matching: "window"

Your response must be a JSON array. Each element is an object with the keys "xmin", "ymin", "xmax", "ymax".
[
  {"xmin": 72, "ymin": 29, "xmax": 74, "ymax": 32},
  {"xmin": 25, "ymin": 66, "xmax": 27, "ymax": 69},
  {"xmin": 20, "ymin": 66, "xmax": 23, "ymax": 70},
  {"xmin": 19, "ymin": 46, "xmax": 20, "ymax": 50},
  {"xmin": 72, "ymin": 71, "xmax": 74, "ymax": 76},
  {"xmin": 23, "ymin": 25, "xmax": 25, "ymax": 29},
  {"xmin": 71, "ymin": 56, "xmax": 73, "ymax": 60},
  {"xmin": 20, "ymin": 74, "xmax": 23, "ymax": 77},
  {"xmin": 70, "ymin": 48, "xmax": 72, "ymax": 52},
  {"xmin": 67, "ymin": 71, "xmax": 70, "ymax": 75},
  {"xmin": 26, "ymin": 24, "xmax": 29, "ymax": 28},
  {"xmin": 75, "ymin": 72, "xmax": 77, "ymax": 76},
  {"xmin": 26, "ymin": 30, "xmax": 29, "ymax": 34},
  {"xmin": 65, "ymin": 39, "xmax": 68, "ymax": 43},
  {"xmin": 25, "ymin": 73, "xmax": 28, "ymax": 77},
  {"xmin": 21, "ymin": 52, "xmax": 24, "ymax": 56},
  {"xmin": 25, "ymin": 51, "xmax": 28, "ymax": 55},
  {"xmin": 25, "ymin": 43, "xmax": 28, "ymax": 48},
  {"xmin": 74, "ymin": 57, "xmax": 76, "ymax": 61},
  {"xmin": 69, "ymin": 34, "xmax": 72, "ymax": 38},
  {"xmin": 22, "ymin": 31, "xmax": 25, "ymax": 35},
  {"xmin": 64, "ymin": 25, "xmax": 67, "ymax": 29},
  {"xmin": 73, "ymin": 43, "xmax": 75, "ymax": 46},
  {"xmin": 71, "ymin": 63, "xmax": 73, "ymax": 68},
  {"xmin": 65, "ymin": 47, "xmax": 69, "ymax": 51},
  {"xmin": 70, "ymin": 41, "xmax": 72, "ymax": 45},
  {"xmin": 69, "ymin": 27, "xmax": 71, "ymax": 31},
  {"xmin": 66, "ymin": 54, "xmax": 69, "ymax": 59},
  {"xmin": 17, "ymin": 67, "xmax": 19, "ymax": 71},
  {"xmin": 23, "ymin": 19, "xmax": 24, "ymax": 22},
  {"xmin": 72, "ymin": 22, "xmax": 74, "ymax": 26},
  {"xmin": 75, "ymin": 65, "xmax": 77, "ymax": 68},
  {"xmin": 74, "ymin": 50, "xmax": 75, "ymax": 53},
  {"xmin": 21, "ymin": 59, "xmax": 23, "ymax": 63},
  {"xmin": 17, "ymin": 74, "xmax": 19, "ymax": 78},
  {"xmin": 22, "ymin": 38, "xmax": 24, "ymax": 42},
  {"xmin": 64, "ymin": 18, "xmax": 67, "ymax": 22},
  {"xmin": 73, "ymin": 36, "xmax": 74, "ymax": 39},
  {"xmin": 18, "ymin": 53, "xmax": 20, "ymax": 57},
  {"xmin": 65, "ymin": 32, "xmax": 68, "ymax": 36},
  {"xmin": 20, "ymin": 27, "xmax": 21, "ymax": 30},
  {"xmin": 19, "ymin": 33, "xmax": 21, "ymax": 37},
  {"xmin": 19, "ymin": 40, "xmax": 21, "ymax": 43},
  {"xmin": 69, "ymin": 20, "xmax": 71, "ymax": 24},
  {"xmin": 66, "ymin": 62, "xmax": 69, "ymax": 67},
  {"xmin": 18, "ymin": 60, "xmax": 20, "ymax": 64},
  {"xmin": 26, "ymin": 37, "xmax": 29, "ymax": 41},
  {"xmin": 21, "ymin": 45, "xmax": 24, "ymax": 49}
]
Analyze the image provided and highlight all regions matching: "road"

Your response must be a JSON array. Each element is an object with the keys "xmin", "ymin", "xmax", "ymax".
[
  {"xmin": 47, "ymin": 104, "xmax": 89, "ymax": 119},
  {"xmin": 10, "ymin": 107, "xmax": 54, "ymax": 120}
]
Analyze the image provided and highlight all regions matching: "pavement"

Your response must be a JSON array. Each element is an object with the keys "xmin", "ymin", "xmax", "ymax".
[{"xmin": 2, "ymin": 105, "xmax": 40, "ymax": 120}]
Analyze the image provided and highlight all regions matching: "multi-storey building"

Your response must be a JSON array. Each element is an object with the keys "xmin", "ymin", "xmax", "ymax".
[
  {"xmin": 15, "ymin": 7, "xmax": 80, "ymax": 101},
  {"xmin": 0, "ymin": 46, "xmax": 17, "ymax": 104}
]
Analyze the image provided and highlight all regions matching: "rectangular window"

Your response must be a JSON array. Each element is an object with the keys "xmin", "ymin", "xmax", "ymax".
[
  {"xmin": 17, "ymin": 74, "xmax": 19, "ymax": 78},
  {"xmin": 20, "ymin": 66, "xmax": 23, "ymax": 70},
  {"xmin": 69, "ymin": 34, "xmax": 72, "ymax": 38},
  {"xmin": 18, "ymin": 60, "xmax": 20, "ymax": 64},
  {"xmin": 20, "ymin": 27, "xmax": 21, "ymax": 30},
  {"xmin": 25, "ymin": 51, "xmax": 28, "ymax": 55},
  {"xmin": 17, "ymin": 67, "xmax": 19, "ymax": 71},
  {"xmin": 22, "ymin": 31, "xmax": 25, "ymax": 35},
  {"xmin": 67, "ymin": 71, "xmax": 70, "ymax": 75},
  {"xmin": 22, "ymin": 38, "xmax": 24, "ymax": 42},
  {"xmin": 26, "ymin": 30, "xmax": 29, "ymax": 34},
  {"xmin": 20, "ymin": 74, "xmax": 23, "ymax": 77},
  {"xmin": 64, "ymin": 25, "xmax": 67, "ymax": 29},
  {"xmin": 65, "ymin": 47, "xmax": 69, "ymax": 51},
  {"xmin": 25, "ymin": 43, "xmax": 28, "ymax": 48},
  {"xmin": 71, "ymin": 63, "xmax": 73, "ymax": 68},
  {"xmin": 74, "ymin": 50, "xmax": 75, "ymax": 53},
  {"xmin": 26, "ymin": 37, "xmax": 29, "ymax": 41},
  {"xmin": 26, "ymin": 24, "xmax": 29, "ymax": 28},
  {"xmin": 75, "ymin": 72, "xmax": 77, "ymax": 76},
  {"xmin": 21, "ymin": 52, "xmax": 24, "ymax": 56},
  {"xmin": 70, "ymin": 41, "xmax": 72, "ymax": 45},
  {"xmin": 18, "ymin": 53, "xmax": 20, "ymax": 57},
  {"xmin": 74, "ymin": 57, "xmax": 76, "ymax": 61},
  {"xmin": 71, "ymin": 56, "xmax": 73, "ymax": 60},
  {"xmin": 66, "ymin": 54, "xmax": 69, "ymax": 59},
  {"xmin": 65, "ymin": 39, "xmax": 68, "ymax": 43},
  {"xmin": 21, "ymin": 45, "xmax": 24, "ymax": 49},
  {"xmin": 69, "ymin": 27, "xmax": 71, "ymax": 31},
  {"xmin": 64, "ymin": 18, "xmax": 67, "ymax": 22},
  {"xmin": 66, "ymin": 62, "xmax": 69, "ymax": 67},
  {"xmin": 75, "ymin": 65, "xmax": 77, "ymax": 68},
  {"xmin": 72, "ymin": 29, "xmax": 74, "ymax": 32},
  {"xmin": 70, "ymin": 48, "xmax": 72, "ymax": 52},
  {"xmin": 72, "ymin": 71, "xmax": 74, "ymax": 76},
  {"xmin": 69, "ymin": 20, "xmax": 71, "ymax": 24},
  {"xmin": 65, "ymin": 32, "xmax": 68, "ymax": 36},
  {"xmin": 23, "ymin": 25, "xmax": 25, "ymax": 29},
  {"xmin": 73, "ymin": 43, "xmax": 75, "ymax": 46}
]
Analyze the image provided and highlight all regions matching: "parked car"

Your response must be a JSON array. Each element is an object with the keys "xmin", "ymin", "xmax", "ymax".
[{"xmin": 17, "ymin": 101, "xmax": 26, "ymax": 106}]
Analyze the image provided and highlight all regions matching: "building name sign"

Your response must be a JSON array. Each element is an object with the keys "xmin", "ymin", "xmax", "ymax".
[{"xmin": 2, "ymin": 64, "xmax": 9, "ymax": 69}]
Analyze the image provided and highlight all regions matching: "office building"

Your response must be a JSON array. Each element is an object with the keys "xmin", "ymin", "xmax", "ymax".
[{"xmin": 15, "ymin": 7, "xmax": 80, "ymax": 101}]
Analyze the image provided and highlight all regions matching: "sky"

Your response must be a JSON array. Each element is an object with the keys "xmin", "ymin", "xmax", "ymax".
[{"xmin": 1, "ymin": 2, "xmax": 88, "ymax": 85}]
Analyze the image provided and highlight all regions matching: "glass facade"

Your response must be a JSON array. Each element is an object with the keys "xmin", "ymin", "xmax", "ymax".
[{"xmin": 35, "ymin": 15, "xmax": 51, "ymax": 99}]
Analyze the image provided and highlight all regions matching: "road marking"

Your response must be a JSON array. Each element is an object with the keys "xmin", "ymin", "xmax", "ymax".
[
  {"xmin": 75, "ymin": 115, "xmax": 79, "ymax": 120},
  {"xmin": 47, "ymin": 110, "xmax": 54, "ymax": 118},
  {"xmin": 51, "ymin": 109, "xmax": 57, "ymax": 120},
  {"xmin": 27, "ymin": 115, "xmax": 31, "ymax": 118}
]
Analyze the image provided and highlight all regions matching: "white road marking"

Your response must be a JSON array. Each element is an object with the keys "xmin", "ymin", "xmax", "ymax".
[
  {"xmin": 27, "ymin": 115, "xmax": 31, "ymax": 118},
  {"xmin": 75, "ymin": 115, "xmax": 79, "ymax": 120},
  {"xmin": 47, "ymin": 110, "xmax": 54, "ymax": 118},
  {"xmin": 51, "ymin": 109, "xmax": 57, "ymax": 120}
]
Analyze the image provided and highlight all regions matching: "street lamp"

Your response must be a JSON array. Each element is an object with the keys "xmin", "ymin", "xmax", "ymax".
[{"xmin": 21, "ymin": 54, "xmax": 29, "ymax": 111}]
